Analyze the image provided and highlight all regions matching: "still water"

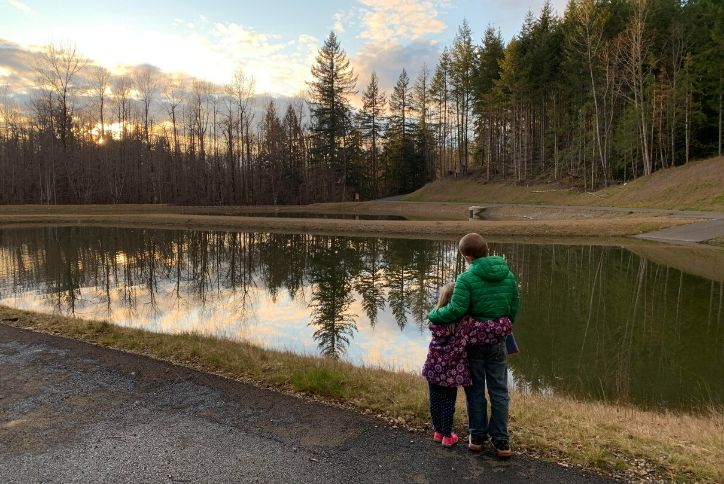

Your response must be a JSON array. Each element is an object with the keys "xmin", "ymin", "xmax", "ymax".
[{"xmin": 0, "ymin": 227, "xmax": 721, "ymax": 410}]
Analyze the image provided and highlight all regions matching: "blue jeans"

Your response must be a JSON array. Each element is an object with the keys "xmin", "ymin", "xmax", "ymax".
[{"xmin": 464, "ymin": 340, "xmax": 509, "ymax": 442}]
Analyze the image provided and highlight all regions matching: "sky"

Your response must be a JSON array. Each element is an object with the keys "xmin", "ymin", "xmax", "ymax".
[{"xmin": 0, "ymin": 0, "xmax": 568, "ymax": 97}]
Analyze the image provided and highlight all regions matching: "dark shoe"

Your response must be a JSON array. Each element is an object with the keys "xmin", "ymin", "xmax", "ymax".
[
  {"xmin": 468, "ymin": 434, "xmax": 486, "ymax": 452},
  {"xmin": 492, "ymin": 439, "xmax": 512, "ymax": 459}
]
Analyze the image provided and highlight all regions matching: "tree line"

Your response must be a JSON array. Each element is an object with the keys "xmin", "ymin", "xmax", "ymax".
[{"xmin": 0, "ymin": 0, "xmax": 721, "ymax": 205}]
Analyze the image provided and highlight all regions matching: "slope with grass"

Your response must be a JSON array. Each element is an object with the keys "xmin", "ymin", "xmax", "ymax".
[{"xmin": 403, "ymin": 157, "xmax": 724, "ymax": 211}]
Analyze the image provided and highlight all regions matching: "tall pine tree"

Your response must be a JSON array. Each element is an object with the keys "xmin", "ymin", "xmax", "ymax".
[
  {"xmin": 308, "ymin": 32, "xmax": 358, "ymax": 200},
  {"xmin": 357, "ymin": 72, "xmax": 387, "ymax": 197}
]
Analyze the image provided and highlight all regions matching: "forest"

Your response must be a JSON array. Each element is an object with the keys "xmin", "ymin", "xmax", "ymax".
[{"xmin": 0, "ymin": 0, "xmax": 721, "ymax": 205}]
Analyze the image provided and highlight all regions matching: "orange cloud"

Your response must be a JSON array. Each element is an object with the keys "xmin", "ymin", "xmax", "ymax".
[{"xmin": 358, "ymin": 0, "xmax": 447, "ymax": 43}]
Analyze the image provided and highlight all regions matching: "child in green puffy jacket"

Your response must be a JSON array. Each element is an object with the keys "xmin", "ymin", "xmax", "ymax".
[{"xmin": 427, "ymin": 233, "xmax": 520, "ymax": 459}]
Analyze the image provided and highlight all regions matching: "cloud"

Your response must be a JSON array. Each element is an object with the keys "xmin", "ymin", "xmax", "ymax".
[
  {"xmin": 503, "ymin": 0, "xmax": 567, "ymax": 11},
  {"xmin": 1, "ymin": 16, "xmax": 322, "ymax": 97},
  {"xmin": 7, "ymin": 0, "xmax": 32, "ymax": 14},
  {"xmin": 333, "ymin": 11, "xmax": 348, "ymax": 33},
  {"xmin": 351, "ymin": 39, "xmax": 441, "ymax": 104},
  {"xmin": 357, "ymin": 0, "xmax": 447, "ymax": 43},
  {"xmin": 0, "ymin": 39, "xmax": 41, "ymax": 94}
]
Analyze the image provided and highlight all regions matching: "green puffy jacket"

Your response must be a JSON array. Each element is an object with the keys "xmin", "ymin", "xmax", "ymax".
[{"xmin": 427, "ymin": 255, "xmax": 520, "ymax": 324}]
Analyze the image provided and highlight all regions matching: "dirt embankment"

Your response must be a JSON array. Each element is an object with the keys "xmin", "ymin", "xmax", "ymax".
[{"xmin": 0, "ymin": 208, "xmax": 701, "ymax": 239}]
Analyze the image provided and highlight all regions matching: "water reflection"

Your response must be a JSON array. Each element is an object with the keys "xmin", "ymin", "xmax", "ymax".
[{"xmin": 0, "ymin": 227, "xmax": 721, "ymax": 410}]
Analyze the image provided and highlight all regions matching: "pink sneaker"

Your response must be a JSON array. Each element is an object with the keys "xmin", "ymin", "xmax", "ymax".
[
  {"xmin": 441, "ymin": 433, "xmax": 459, "ymax": 448},
  {"xmin": 433, "ymin": 432, "xmax": 444, "ymax": 442}
]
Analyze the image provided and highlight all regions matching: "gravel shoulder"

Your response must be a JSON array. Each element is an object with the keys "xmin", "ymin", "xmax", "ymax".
[{"xmin": 0, "ymin": 324, "xmax": 612, "ymax": 483}]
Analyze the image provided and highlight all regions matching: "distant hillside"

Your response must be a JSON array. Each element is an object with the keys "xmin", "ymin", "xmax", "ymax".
[{"xmin": 402, "ymin": 156, "xmax": 724, "ymax": 211}]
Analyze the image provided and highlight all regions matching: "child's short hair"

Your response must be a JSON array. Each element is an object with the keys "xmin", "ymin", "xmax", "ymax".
[
  {"xmin": 459, "ymin": 233, "xmax": 488, "ymax": 259},
  {"xmin": 436, "ymin": 282, "xmax": 455, "ymax": 308}
]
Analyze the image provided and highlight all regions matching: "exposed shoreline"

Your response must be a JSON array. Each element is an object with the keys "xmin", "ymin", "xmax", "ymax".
[
  {"xmin": 0, "ymin": 207, "xmax": 703, "ymax": 239},
  {"xmin": 1, "ymin": 307, "xmax": 721, "ymax": 482}
]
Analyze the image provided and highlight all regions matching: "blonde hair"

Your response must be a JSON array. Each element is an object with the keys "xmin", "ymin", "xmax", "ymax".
[
  {"xmin": 433, "ymin": 282, "xmax": 457, "ymax": 332},
  {"xmin": 437, "ymin": 282, "xmax": 455, "ymax": 308}
]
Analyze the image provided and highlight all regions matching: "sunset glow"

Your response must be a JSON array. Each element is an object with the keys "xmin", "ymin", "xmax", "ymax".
[{"xmin": 1, "ymin": 0, "xmax": 566, "ymax": 96}]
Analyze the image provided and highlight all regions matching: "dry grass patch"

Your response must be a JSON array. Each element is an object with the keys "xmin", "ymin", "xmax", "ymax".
[
  {"xmin": 706, "ymin": 237, "xmax": 724, "ymax": 248},
  {"xmin": 404, "ymin": 156, "xmax": 724, "ymax": 211},
  {"xmin": 1, "ymin": 306, "xmax": 721, "ymax": 482},
  {"xmin": 596, "ymin": 157, "xmax": 724, "ymax": 210}
]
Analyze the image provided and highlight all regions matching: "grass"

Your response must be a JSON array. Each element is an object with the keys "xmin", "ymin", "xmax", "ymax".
[
  {"xmin": 291, "ymin": 366, "xmax": 348, "ymax": 398},
  {"xmin": 707, "ymin": 237, "xmax": 724, "ymax": 249},
  {"xmin": 403, "ymin": 156, "xmax": 724, "ymax": 212},
  {"xmin": 1, "ymin": 305, "xmax": 722, "ymax": 482}
]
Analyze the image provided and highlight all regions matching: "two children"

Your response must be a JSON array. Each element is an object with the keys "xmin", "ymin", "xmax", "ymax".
[{"xmin": 423, "ymin": 233, "xmax": 520, "ymax": 458}]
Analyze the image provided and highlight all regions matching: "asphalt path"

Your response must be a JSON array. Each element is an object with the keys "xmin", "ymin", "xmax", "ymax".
[
  {"xmin": 0, "ymin": 324, "xmax": 613, "ymax": 483},
  {"xmin": 635, "ymin": 219, "xmax": 724, "ymax": 243}
]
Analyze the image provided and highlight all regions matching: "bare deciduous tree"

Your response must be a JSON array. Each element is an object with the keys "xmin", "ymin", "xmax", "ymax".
[{"xmin": 35, "ymin": 44, "xmax": 86, "ymax": 148}]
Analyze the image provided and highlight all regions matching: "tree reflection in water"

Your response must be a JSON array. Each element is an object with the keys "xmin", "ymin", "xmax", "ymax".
[{"xmin": 0, "ymin": 227, "xmax": 721, "ymax": 410}]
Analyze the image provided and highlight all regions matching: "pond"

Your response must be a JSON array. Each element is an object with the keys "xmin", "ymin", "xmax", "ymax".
[{"xmin": 0, "ymin": 227, "xmax": 721, "ymax": 410}]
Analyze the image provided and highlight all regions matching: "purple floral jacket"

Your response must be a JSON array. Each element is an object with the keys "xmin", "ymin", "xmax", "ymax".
[{"xmin": 421, "ymin": 315, "xmax": 512, "ymax": 387}]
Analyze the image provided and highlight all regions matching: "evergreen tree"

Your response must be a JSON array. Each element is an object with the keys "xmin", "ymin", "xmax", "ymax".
[
  {"xmin": 388, "ymin": 69, "xmax": 424, "ymax": 193},
  {"xmin": 450, "ymin": 20, "xmax": 476, "ymax": 174},
  {"xmin": 281, "ymin": 104, "xmax": 305, "ymax": 203},
  {"xmin": 430, "ymin": 49, "xmax": 452, "ymax": 177},
  {"xmin": 259, "ymin": 100, "xmax": 283, "ymax": 204},
  {"xmin": 308, "ymin": 32, "xmax": 358, "ymax": 199},
  {"xmin": 357, "ymin": 72, "xmax": 387, "ymax": 197},
  {"xmin": 473, "ymin": 26, "xmax": 505, "ymax": 179},
  {"xmin": 413, "ymin": 65, "xmax": 435, "ymax": 182}
]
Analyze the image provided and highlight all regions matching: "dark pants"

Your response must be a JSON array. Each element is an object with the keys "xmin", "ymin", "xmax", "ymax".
[
  {"xmin": 464, "ymin": 340, "xmax": 509, "ymax": 442},
  {"xmin": 428, "ymin": 383, "xmax": 457, "ymax": 437}
]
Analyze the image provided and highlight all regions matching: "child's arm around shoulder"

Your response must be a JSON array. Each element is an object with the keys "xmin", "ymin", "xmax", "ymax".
[{"xmin": 427, "ymin": 277, "xmax": 471, "ymax": 324}]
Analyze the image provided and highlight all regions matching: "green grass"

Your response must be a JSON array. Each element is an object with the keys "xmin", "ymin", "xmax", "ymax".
[
  {"xmin": 1, "ymin": 305, "xmax": 722, "ymax": 482},
  {"xmin": 291, "ymin": 366, "xmax": 348, "ymax": 398}
]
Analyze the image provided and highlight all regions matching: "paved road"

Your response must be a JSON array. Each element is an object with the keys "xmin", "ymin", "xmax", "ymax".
[
  {"xmin": 635, "ymin": 219, "xmax": 724, "ymax": 243},
  {"xmin": 0, "ymin": 325, "xmax": 612, "ymax": 483}
]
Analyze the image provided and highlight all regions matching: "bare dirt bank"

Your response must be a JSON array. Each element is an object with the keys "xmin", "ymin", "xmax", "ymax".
[{"xmin": 0, "ymin": 210, "xmax": 700, "ymax": 239}]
